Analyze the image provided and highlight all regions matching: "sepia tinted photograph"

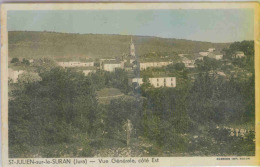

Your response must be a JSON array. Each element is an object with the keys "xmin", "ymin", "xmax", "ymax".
[{"xmin": 5, "ymin": 6, "xmax": 256, "ymax": 159}]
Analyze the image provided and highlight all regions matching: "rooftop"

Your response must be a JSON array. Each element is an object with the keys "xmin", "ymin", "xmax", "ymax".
[{"xmin": 102, "ymin": 60, "xmax": 122, "ymax": 64}]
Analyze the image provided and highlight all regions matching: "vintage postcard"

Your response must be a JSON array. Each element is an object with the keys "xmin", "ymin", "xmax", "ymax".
[{"xmin": 1, "ymin": 2, "xmax": 260, "ymax": 167}]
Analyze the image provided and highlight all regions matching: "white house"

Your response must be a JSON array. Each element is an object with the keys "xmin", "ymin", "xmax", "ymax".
[
  {"xmin": 182, "ymin": 57, "xmax": 196, "ymax": 68},
  {"xmin": 215, "ymin": 55, "xmax": 223, "ymax": 60},
  {"xmin": 139, "ymin": 61, "xmax": 173, "ymax": 70},
  {"xmin": 199, "ymin": 52, "xmax": 209, "ymax": 57},
  {"xmin": 208, "ymin": 52, "xmax": 223, "ymax": 60},
  {"xmin": 208, "ymin": 48, "xmax": 216, "ymax": 52},
  {"xmin": 233, "ymin": 51, "xmax": 245, "ymax": 58},
  {"xmin": 101, "ymin": 60, "xmax": 124, "ymax": 72},
  {"xmin": 196, "ymin": 57, "xmax": 204, "ymax": 60},
  {"xmin": 149, "ymin": 77, "xmax": 176, "ymax": 88},
  {"xmin": 130, "ymin": 78, "xmax": 144, "ymax": 86},
  {"xmin": 130, "ymin": 77, "xmax": 176, "ymax": 88}
]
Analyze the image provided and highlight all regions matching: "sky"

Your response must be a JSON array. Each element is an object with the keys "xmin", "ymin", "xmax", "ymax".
[{"xmin": 7, "ymin": 9, "xmax": 254, "ymax": 43}]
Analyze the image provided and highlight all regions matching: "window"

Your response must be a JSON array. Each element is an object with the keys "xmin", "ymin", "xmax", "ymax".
[
  {"xmin": 157, "ymin": 79, "xmax": 159, "ymax": 82},
  {"xmin": 171, "ymin": 78, "xmax": 173, "ymax": 81},
  {"xmin": 171, "ymin": 83, "xmax": 173, "ymax": 86},
  {"xmin": 157, "ymin": 83, "xmax": 159, "ymax": 86},
  {"xmin": 164, "ymin": 79, "xmax": 166, "ymax": 82}
]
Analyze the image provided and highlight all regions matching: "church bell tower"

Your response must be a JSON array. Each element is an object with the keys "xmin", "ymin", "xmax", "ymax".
[{"xmin": 130, "ymin": 37, "xmax": 135, "ymax": 57}]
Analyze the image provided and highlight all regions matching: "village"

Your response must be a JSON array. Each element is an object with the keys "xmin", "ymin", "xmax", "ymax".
[
  {"xmin": 8, "ymin": 37, "xmax": 254, "ymax": 158},
  {"xmin": 5, "ymin": 4, "xmax": 256, "ymax": 159},
  {"xmin": 8, "ymin": 37, "xmax": 247, "ymax": 89}
]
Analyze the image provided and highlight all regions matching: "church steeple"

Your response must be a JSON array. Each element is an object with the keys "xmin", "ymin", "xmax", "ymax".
[{"xmin": 130, "ymin": 37, "xmax": 135, "ymax": 57}]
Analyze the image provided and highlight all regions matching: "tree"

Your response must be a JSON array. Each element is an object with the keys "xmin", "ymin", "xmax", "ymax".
[
  {"xmin": 22, "ymin": 58, "xmax": 30, "ymax": 65},
  {"xmin": 223, "ymin": 40, "xmax": 254, "ymax": 60},
  {"xmin": 11, "ymin": 58, "xmax": 19, "ymax": 63},
  {"xmin": 174, "ymin": 63, "xmax": 185, "ymax": 71},
  {"xmin": 17, "ymin": 72, "xmax": 42, "ymax": 84},
  {"xmin": 9, "ymin": 67, "xmax": 99, "ymax": 157}
]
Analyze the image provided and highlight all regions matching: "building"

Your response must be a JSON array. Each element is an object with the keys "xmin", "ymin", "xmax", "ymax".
[
  {"xmin": 233, "ymin": 51, "xmax": 245, "ymax": 58},
  {"xmin": 181, "ymin": 57, "xmax": 196, "ymax": 68},
  {"xmin": 129, "ymin": 77, "xmax": 176, "ymax": 88},
  {"xmin": 8, "ymin": 68, "xmax": 25, "ymax": 83},
  {"xmin": 208, "ymin": 48, "xmax": 216, "ymax": 52},
  {"xmin": 208, "ymin": 52, "xmax": 223, "ymax": 60},
  {"xmin": 149, "ymin": 77, "xmax": 176, "ymax": 88},
  {"xmin": 139, "ymin": 61, "xmax": 173, "ymax": 70},
  {"xmin": 129, "ymin": 78, "xmax": 144, "ymax": 86},
  {"xmin": 182, "ymin": 60, "xmax": 195, "ymax": 68},
  {"xmin": 101, "ymin": 60, "xmax": 124, "ymax": 72},
  {"xmin": 215, "ymin": 54, "xmax": 223, "ymax": 60},
  {"xmin": 199, "ymin": 52, "xmax": 209, "ymax": 56},
  {"xmin": 130, "ymin": 37, "xmax": 135, "ymax": 57},
  {"xmin": 57, "ymin": 61, "xmax": 94, "ymax": 68},
  {"xmin": 196, "ymin": 56, "xmax": 204, "ymax": 60}
]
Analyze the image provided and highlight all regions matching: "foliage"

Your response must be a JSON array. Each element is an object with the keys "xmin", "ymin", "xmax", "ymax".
[
  {"xmin": 9, "ymin": 67, "xmax": 99, "ymax": 157},
  {"xmin": 11, "ymin": 58, "xmax": 19, "ymax": 63},
  {"xmin": 195, "ymin": 57, "xmax": 221, "ymax": 71},
  {"xmin": 22, "ymin": 58, "xmax": 30, "ymax": 65},
  {"xmin": 173, "ymin": 62, "xmax": 185, "ymax": 71},
  {"xmin": 17, "ymin": 72, "xmax": 42, "ymax": 84},
  {"xmin": 9, "ymin": 40, "xmax": 255, "ymax": 157},
  {"xmin": 223, "ymin": 41, "xmax": 254, "ymax": 60}
]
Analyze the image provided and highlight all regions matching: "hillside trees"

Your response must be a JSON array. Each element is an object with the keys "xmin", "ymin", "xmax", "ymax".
[
  {"xmin": 223, "ymin": 41, "xmax": 254, "ymax": 60},
  {"xmin": 9, "ymin": 67, "xmax": 99, "ymax": 157},
  {"xmin": 11, "ymin": 58, "xmax": 19, "ymax": 63}
]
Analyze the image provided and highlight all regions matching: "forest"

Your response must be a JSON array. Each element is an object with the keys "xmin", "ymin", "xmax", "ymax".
[{"xmin": 8, "ymin": 41, "xmax": 255, "ymax": 157}]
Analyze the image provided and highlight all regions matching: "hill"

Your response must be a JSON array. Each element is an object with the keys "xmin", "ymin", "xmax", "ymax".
[{"xmin": 8, "ymin": 31, "xmax": 230, "ymax": 59}]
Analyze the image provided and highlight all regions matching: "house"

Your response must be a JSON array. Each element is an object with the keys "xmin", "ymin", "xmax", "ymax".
[
  {"xmin": 8, "ymin": 68, "xmax": 25, "ymax": 83},
  {"xmin": 199, "ymin": 52, "xmax": 209, "ymax": 56},
  {"xmin": 149, "ymin": 77, "xmax": 176, "ymax": 88},
  {"xmin": 139, "ymin": 61, "xmax": 173, "ymax": 70},
  {"xmin": 208, "ymin": 48, "xmax": 216, "ymax": 52},
  {"xmin": 101, "ymin": 60, "xmax": 124, "ymax": 72},
  {"xmin": 129, "ymin": 77, "xmax": 176, "ymax": 88},
  {"xmin": 208, "ymin": 52, "xmax": 223, "ymax": 60},
  {"xmin": 233, "ymin": 51, "xmax": 245, "ymax": 58},
  {"xmin": 182, "ymin": 57, "xmax": 196, "ymax": 68},
  {"xmin": 215, "ymin": 55, "xmax": 223, "ymax": 60},
  {"xmin": 196, "ymin": 57, "xmax": 204, "ymax": 60},
  {"xmin": 57, "ymin": 61, "xmax": 94, "ymax": 68},
  {"xmin": 129, "ymin": 78, "xmax": 143, "ymax": 86}
]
